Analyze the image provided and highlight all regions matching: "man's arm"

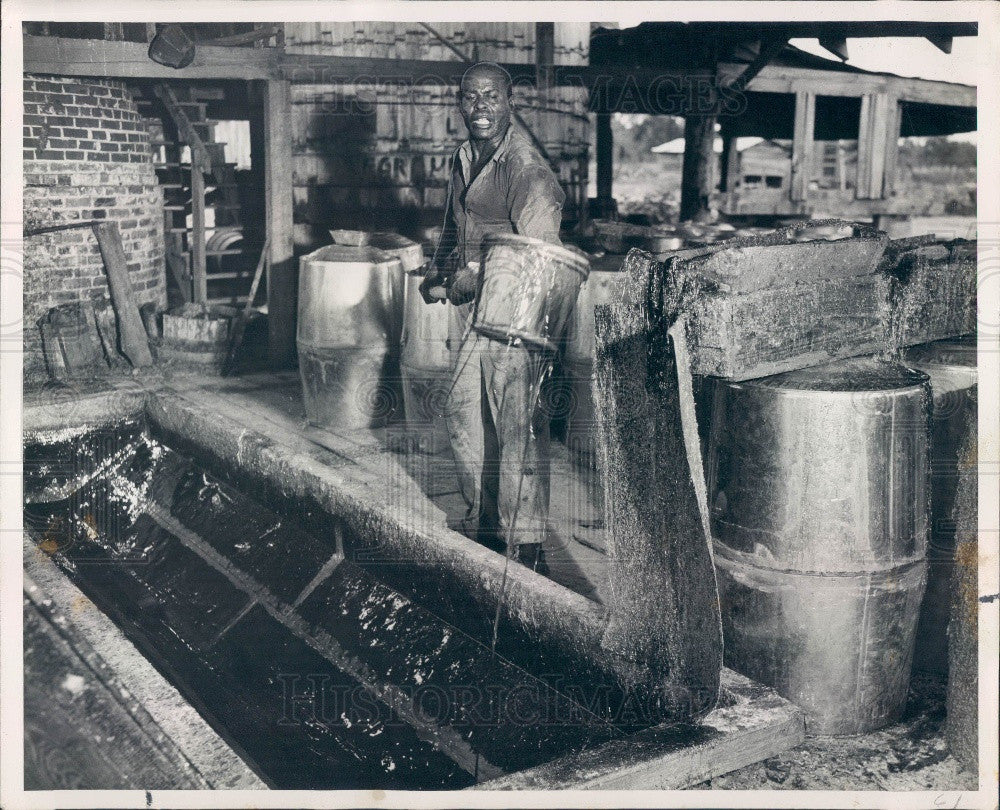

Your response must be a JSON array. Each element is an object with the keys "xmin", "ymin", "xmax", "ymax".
[
  {"xmin": 420, "ymin": 153, "xmax": 461, "ymax": 303},
  {"xmin": 508, "ymin": 163, "xmax": 565, "ymax": 244},
  {"xmin": 431, "ymin": 151, "xmax": 462, "ymax": 274}
]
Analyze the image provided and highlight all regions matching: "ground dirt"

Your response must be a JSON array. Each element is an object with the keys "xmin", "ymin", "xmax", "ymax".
[{"xmin": 693, "ymin": 672, "xmax": 979, "ymax": 791}]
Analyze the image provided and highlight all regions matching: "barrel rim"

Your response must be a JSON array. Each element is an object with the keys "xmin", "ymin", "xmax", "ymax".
[
  {"xmin": 482, "ymin": 233, "xmax": 591, "ymax": 276},
  {"xmin": 712, "ymin": 538, "xmax": 929, "ymax": 579},
  {"xmin": 903, "ymin": 334, "xmax": 978, "ymax": 369},
  {"xmin": 302, "ymin": 244, "xmax": 404, "ymax": 272},
  {"xmin": 725, "ymin": 359, "xmax": 930, "ymax": 395}
]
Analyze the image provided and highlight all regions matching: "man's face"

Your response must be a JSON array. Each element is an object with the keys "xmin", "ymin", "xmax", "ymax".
[{"xmin": 458, "ymin": 71, "xmax": 511, "ymax": 143}]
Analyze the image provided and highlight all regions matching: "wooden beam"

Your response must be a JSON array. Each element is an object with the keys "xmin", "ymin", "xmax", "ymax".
[
  {"xmin": 479, "ymin": 668, "xmax": 804, "ymax": 790},
  {"xmin": 595, "ymin": 113, "xmax": 614, "ymax": 211},
  {"xmin": 24, "ymin": 35, "xmax": 275, "ymax": 80},
  {"xmin": 190, "ymin": 166, "xmax": 207, "ymax": 303},
  {"xmin": 264, "ymin": 79, "xmax": 296, "ymax": 369},
  {"xmin": 154, "ymin": 84, "xmax": 212, "ymax": 171},
  {"xmin": 724, "ymin": 38, "xmax": 789, "ymax": 95},
  {"xmin": 23, "ymin": 34, "xmax": 976, "ymax": 111},
  {"xmin": 790, "ymin": 91, "xmax": 815, "ymax": 203},
  {"xmin": 741, "ymin": 62, "xmax": 976, "ymax": 107},
  {"xmin": 204, "ymin": 24, "xmax": 281, "ymax": 48}
]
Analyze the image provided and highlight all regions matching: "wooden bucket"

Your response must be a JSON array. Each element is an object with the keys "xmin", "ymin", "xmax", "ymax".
[
  {"xmin": 472, "ymin": 234, "xmax": 589, "ymax": 354},
  {"xmin": 159, "ymin": 304, "xmax": 236, "ymax": 372}
]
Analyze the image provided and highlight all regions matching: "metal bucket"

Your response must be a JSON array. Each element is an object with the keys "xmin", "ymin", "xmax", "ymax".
[
  {"xmin": 904, "ymin": 335, "xmax": 977, "ymax": 675},
  {"xmin": 400, "ymin": 273, "xmax": 452, "ymax": 454},
  {"xmin": 564, "ymin": 269, "xmax": 622, "ymax": 466},
  {"xmin": 706, "ymin": 357, "xmax": 931, "ymax": 735},
  {"xmin": 297, "ymin": 245, "xmax": 404, "ymax": 431},
  {"xmin": 472, "ymin": 234, "xmax": 590, "ymax": 354}
]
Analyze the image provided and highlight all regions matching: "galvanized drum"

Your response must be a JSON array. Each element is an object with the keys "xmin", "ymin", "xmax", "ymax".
[
  {"xmin": 904, "ymin": 335, "xmax": 977, "ymax": 675},
  {"xmin": 400, "ymin": 273, "xmax": 452, "ymax": 454},
  {"xmin": 297, "ymin": 245, "xmax": 405, "ymax": 431},
  {"xmin": 706, "ymin": 357, "xmax": 931, "ymax": 735},
  {"xmin": 472, "ymin": 234, "xmax": 590, "ymax": 354}
]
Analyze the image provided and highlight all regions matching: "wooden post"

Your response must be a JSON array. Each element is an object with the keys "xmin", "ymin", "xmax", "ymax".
[
  {"xmin": 596, "ymin": 112, "xmax": 613, "ymax": 215},
  {"xmin": 264, "ymin": 79, "xmax": 296, "ymax": 368},
  {"xmin": 836, "ymin": 140, "xmax": 847, "ymax": 191},
  {"xmin": 857, "ymin": 93, "xmax": 897, "ymax": 200},
  {"xmin": 535, "ymin": 22, "xmax": 554, "ymax": 91},
  {"xmin": 882, "ymin": 97, "xmax": 902, "ymax": 198},
  {"xmin": 679, "ymin": 115, "xmax": 716, "ymax": 222},
  {"xmin": 720, "ymin": 134, "xmax": 740, "ymax": 193},
  {"xmin": 577, "ymin": 152, "xmax": 590, "ymax": 230},
  {"xmin": 790, "ymin": 91, "xmax": 815, "ymax": 203},
  {"xmin": 190, "ymin": 164, "xmax": 207, "ymax": 303},
  {"xmin": 92, "ymin": 222, "xmax": 154, "ymax": 368}
]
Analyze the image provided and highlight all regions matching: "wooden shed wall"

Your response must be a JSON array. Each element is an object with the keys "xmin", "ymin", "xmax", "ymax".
[{"xmin": 283, "ymin": 22, "xmax": 590, "ymax": 251}]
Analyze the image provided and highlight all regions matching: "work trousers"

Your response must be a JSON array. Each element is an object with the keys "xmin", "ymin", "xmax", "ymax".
[{"xmin": 444, "ymin": 300, "xmax": 550, "ymax": 550}]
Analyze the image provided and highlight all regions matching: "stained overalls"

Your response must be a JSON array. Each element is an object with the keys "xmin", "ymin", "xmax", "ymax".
[{"xmin": 432, "ymin": 122, "xmax": 565, "ymax": 553}]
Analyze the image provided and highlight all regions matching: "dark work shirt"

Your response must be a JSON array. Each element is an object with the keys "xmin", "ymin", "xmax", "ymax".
[{"xmin": 434, "ymin": 122, "xmax": 565, "ymax": 272}]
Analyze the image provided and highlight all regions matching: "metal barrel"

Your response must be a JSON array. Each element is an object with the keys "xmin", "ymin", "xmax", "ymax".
[
  {"xmin": 904, "ymin": 335, "xmax": 977, "ymax": 675},
  {"xmin": 296, "ymin": 245, "xmax": 404, "ymax": 431},
  {"xmin": 472, "ymin": 234, "xmax": 590, "ymax": 354},
  {"xmin": 564, "ymin": 269, "xmax": 622, "ymax": 467},
  {"xmin": 706, "ymin": 356, "xmax": 931, "ymax": 735},
  {"xmin": 400, "ymin": 273, "xmax": 452, "ymax": 454}
]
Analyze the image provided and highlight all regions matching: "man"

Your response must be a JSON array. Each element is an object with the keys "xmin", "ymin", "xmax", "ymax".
[{"xmin": 419, "ymin": 62, "xmax": 565, "ymax": 572}]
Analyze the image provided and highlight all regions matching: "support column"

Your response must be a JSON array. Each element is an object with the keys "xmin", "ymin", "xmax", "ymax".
[
  {"xmin": 882, "ymin": 97, "xmax": 902, "ymax": 198},
  {"xmin": 720, "ymin": 134, "xmax": 740, "ymax": 193},
  {"xmin": 264, "ymin": 79, "xmax": 296, "ymax": 368},
  {"xmin": 596, "ymin": 112, "xmax": 614, "ymax": 215},
  {"xmin": 679, "ymin": 114, "xmax": 716, "ymax": 222},
  {"xmin": 857, "ymin": 93, "xmax": 898, "ymax": 200},
  {"xmin": 190, "ymin": 165, "xmax": 207, "ymax": 303},
  {"xmin": 790, "ymin": 91, "xmax": 815, "ymax": 203}
]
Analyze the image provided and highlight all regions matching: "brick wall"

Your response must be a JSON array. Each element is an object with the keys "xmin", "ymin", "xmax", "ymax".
[{"xmin": 23, "ymin": 75, "xmax": 165, "ymax": 379}]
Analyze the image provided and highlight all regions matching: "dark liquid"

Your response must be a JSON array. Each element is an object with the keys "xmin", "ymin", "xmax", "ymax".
[{"xmin": 24, "ymin": 419, "xmax": 621, "ymax": 789}]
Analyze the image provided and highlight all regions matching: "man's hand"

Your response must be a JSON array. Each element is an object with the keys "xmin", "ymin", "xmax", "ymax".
[
  {"xmin": 418, "ymin": 270, "xmax": 449, "ymax": 305},
  {"xmin": 447, "ymin": 263, "xmax": 479, "ymax": 306}
]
